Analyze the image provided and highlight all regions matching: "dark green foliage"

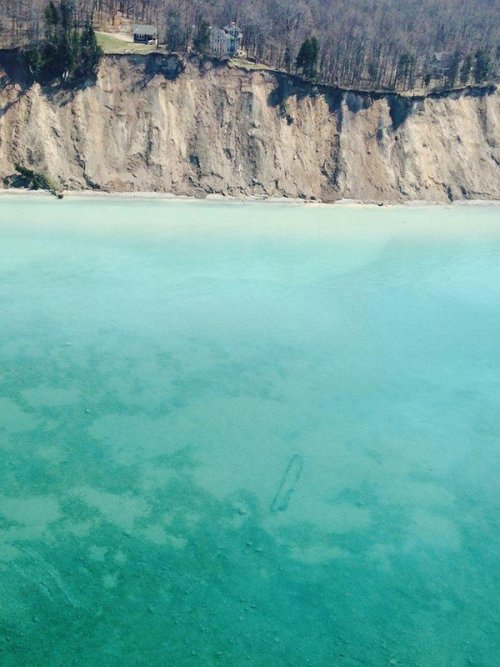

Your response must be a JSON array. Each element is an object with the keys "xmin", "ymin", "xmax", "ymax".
[
  {"xmin": 296, "ymin": 39, "xmax": 310, "ymax": 73},
  {"xmin": 430, "ymin": 50, "xmax": 494, "ymax": 90},
  {"xmin": 445, "ymin": 52, "xmax": 461, "ymax": 88},
  {"xmin": 59, "ymin": 0, "xmax": 73, "ymax": 33},
  {"xmin": 14, "ymin": 164, "xmax": 63, "ymax": 198},
  {"xmin": 474, "ymin": 49, "xmax": 492, "ymax": 83},
  {"xmin": 44, "ymin": 2, "xmax": 59, "ymax": 30},
  {"xmin": 23, "ymin": 2, "xmax": 102, "ymax": 85},
  {"xmin": 310, "ymin": 37, "xmax": 319, "ymax": 71},
  {"xmin": 25, "ymin": 46, "xmax": 45, "ymax": 81},
  {"xmin": 296, "ymin": 37, "xmax": 319, "ymax": 78},
  {"xmin": 76, "ymin": 24, "xmax": 102, "ymax": 78},
  {"xmin": 193, "ymin": 20, "xmax": 210, "ymax": 56}
]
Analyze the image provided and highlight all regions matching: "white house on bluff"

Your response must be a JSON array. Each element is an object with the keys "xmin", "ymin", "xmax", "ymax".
[{"xmin": 209, "ymin": 23, "xmax": 243, "ymax": 58}]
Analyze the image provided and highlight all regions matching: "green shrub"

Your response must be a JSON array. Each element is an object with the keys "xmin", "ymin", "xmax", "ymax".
[{"xmin": 14, "ymin": 164, "xmax": 63, "ymax": 198}]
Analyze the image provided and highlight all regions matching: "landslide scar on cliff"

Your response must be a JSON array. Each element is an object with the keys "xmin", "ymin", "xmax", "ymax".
[
  {"xmin": 144, "ymin": 53, "xmax": 185, "ymax": 81},
  {"xmin": 388, "ymin": 96, "xmax": 414, "ymax": 130}
]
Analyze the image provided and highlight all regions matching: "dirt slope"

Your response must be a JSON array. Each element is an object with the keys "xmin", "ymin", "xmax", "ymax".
[{"xmin": 0, "ymin": 55, "xmax": 498, "ymax": 201}]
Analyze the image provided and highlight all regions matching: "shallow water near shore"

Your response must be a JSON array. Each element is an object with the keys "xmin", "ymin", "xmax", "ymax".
[{"xmin": 0, "ymin": 199, "xmax": 499, "ymax": 666}]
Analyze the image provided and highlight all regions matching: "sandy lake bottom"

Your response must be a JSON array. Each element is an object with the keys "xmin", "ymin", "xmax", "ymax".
[{"xmin": 0, "ymin": 199, "xmax": 499, "ymax": 665}]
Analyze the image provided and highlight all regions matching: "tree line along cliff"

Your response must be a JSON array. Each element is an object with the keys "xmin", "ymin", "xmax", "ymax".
[{"xmin": 0, "ymin": 0, "xmax": 499, "ymax": 92}]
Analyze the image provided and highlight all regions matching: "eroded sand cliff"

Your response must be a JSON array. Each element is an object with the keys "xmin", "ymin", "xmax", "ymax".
[{"xmin": 0, "ymin": 54, "xmax": 498, "ymax": 201}]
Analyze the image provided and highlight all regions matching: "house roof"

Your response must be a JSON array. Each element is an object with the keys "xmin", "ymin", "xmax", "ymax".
[
  {"xmin": 133, "ymin": 25, "xmax": 157, "ymax": 35},
  {"xmin": 224, "ymin": 23, "xmax": 242, "ymax": 35}
]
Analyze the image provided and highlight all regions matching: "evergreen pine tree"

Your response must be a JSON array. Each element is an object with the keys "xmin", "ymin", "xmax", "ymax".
[
  {"xmin": 193, "ymin": 20, "xmax": 211, "ymax": 56},
  {"xmin": 25, "ymin": 2, "xmax": 102, "ymax": 84},
  {"xmin": 309, "ymin": 37, "xmax": 319, "ymax": 77},
  {"xmin": 296, "ymin": 38, "xmax": 311, "ymax": 74},
  {"xmin": 77, "ymin": 24, "xmax": 103, "ymax": 79},
  {"xmin": 446, "ymin": 52, "xmax": 461, "ymax": 88},
  {"xmin": 474, "ymin": 49, "xmax": 492, "ymax": 83},
  {"xmin": 296, "ymin": 37, "xmax": 319, "ymax": 78},
  {"xmin": 44, "ymin": 2, "xmax": 59, "ymax": 32}
]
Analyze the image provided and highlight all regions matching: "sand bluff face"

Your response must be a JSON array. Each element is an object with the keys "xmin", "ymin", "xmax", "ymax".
[{"xmin": 0, "ymin": 55, "xmax": 498, "ymax": 202}]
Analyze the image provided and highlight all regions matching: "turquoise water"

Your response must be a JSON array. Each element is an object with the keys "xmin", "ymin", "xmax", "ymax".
[{"xmin": 0, "ymin": 198, "xmax": 499, "ymax": 666}]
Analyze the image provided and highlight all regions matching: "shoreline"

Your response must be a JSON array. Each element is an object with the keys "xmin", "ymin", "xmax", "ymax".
[{"xmin": 0, "ymin": 188, "xmax": 499, "ymax": 207}]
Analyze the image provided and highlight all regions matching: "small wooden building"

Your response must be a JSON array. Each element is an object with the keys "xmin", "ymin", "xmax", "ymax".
[{"xmin": 133, "ymin": 24, "xmax": 157, "ymax": 44}]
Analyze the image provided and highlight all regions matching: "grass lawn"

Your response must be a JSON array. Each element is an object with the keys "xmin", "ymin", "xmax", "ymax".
[
  {"xmin": 231, "ymin": 56, "xmax": 272, "ymax": 72},
  {"xmin": 95, "ymin": 37, "xmax": 278, "ymax": 73},
  {"xmin": 96, "ymin": 32, "xmax": 158, "ymax": 55}
]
